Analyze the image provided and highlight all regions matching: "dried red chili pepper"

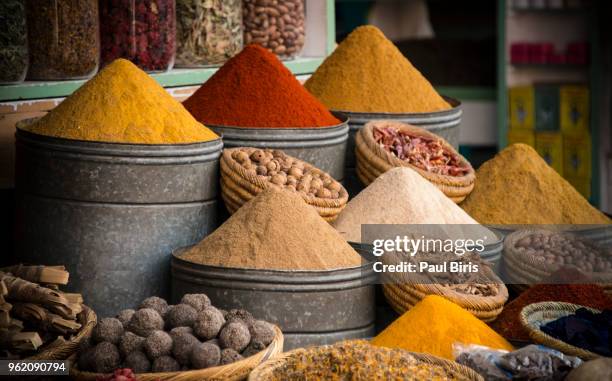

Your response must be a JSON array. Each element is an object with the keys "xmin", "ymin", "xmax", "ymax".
[{"xmin": 99, "ymin": 0, "xmax": 175, "ymax": 72}]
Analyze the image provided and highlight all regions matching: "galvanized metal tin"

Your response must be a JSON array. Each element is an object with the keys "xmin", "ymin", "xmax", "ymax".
[
  {"xmin": 170, "ymin": 252, "xmax": 376, "ymax": 350},
  {"xmin": 206, "ymin": 112, "xmax": 349, "ymax": 181},
  {"xmin": 14, "ymin": 124, "xmax": 223, "ymax": 317}
]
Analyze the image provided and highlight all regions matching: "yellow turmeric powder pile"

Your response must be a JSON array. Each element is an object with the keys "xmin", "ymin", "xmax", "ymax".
[
  {"xmin": 372, "ymin": 295, "xmax": 513, "ymax": 360},
  {"xmin": 305, "ymin": 25, "xmax": 450, "ymax": 113},
  {"xmin": 461, "ymin": 144, "xmax": 610, "ymax": 225},
  {"xmin": 24, "ymin": 59, "xmax": 218, "ymax": 144}
]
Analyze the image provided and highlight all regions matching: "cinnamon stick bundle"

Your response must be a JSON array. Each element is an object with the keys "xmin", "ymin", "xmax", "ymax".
[
  {"xmin": 1, "ymin": 265, "xmax": 69, "ymax": 285},
  {"xmin": 12, "ymin": 303, "xmax": 81, "ymax": 335}
]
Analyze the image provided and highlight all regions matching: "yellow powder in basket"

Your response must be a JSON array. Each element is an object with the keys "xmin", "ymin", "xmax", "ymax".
[
  {"xmin": 24, "ymin": 59, "xmax": 217, "ymax": 144},
  {"xmin": 179, "ymin": 187, "xmax": 362, "ymax": 271},
  {"xmin": 372, "ymin": 295, "xmax": 513, "ymax": 360},
  {"xmin": 305, "ymin": 25, "xmax": 450, "ymax": 113},
  {"xmin": 461, "ymin": 144, "xmax": 610, "ymax": 225}
]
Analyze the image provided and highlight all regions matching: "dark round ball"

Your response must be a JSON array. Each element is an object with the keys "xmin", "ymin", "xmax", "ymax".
[
  {"xmin": 219, "ymin": 321, "xmax": 251, "ymax": 352},
  {"xmin": 128, "ymin": 308, "xmax": 164, "ymax": 337},
  {"xmin": 77, "ymin": 346, "xmax": 95, "ymax": 371},
  {"xmin": 180, "ymin": 294, "xmax": 211, "ymax": 312},
  {"xmin": 172, "ymin": 332, "xmax": 200, "ymax": 366},
  {"xmin": 124, "ymin": 351, "xmax": 151, "ymax": 373},
  {"xmin": 249, "ymin": 320, "xmax": 275, "ymax": 346},
  {"xmin": 139, "ymin": 296, "xmax": 169, "ymax": 317},
  {"xmin": 220, "ymin": 348, "xmax": 244, "ymax": 365},
  {"xmin": 190, "ymin": 342, "xmax": 221, "ymax": 369},
  {"xmin": 119, "ymin": 331, "xmax": 145, "ymax": 358},
  {"xmin": 225, "ymin": 309, "xmax": 255, "ymax": 326},
  {"xmin": 165, "ymin": 304, "xmax": 197, "ymax": 329},
  {"xmin": 91, "ymin": 342, "xmax": 121, "ymax": 373},
  {"xmin": 205, "ymin": 338, "xmax": 219, "ymax": 347},
  {"xmin": 116, "ymin": 309, "xmax": 135, "ymax": 328},
  {"xmin": 193, "ymin": 306, "xmax": 225, "ymax": 340},
  {"xmin": 151, "ymin": 355, "xmax": 180, "ymax": 373},
  {"xmin": 144, "ymin": 330, "xmax": 173, "ymax": 359},
  {"xmin": 92, "ymin": 317, "xmax": 124, "ymax": 344},
  {"xmin": 170, "ymin": 326, "xmax": 193, "ymax": 336},
  {"xmin": 242, "ymin": 341, "xmax": 266, "ymax": 358},
  {"xmin": 219, "ymin": 309, "xmax": 228, "ymax": 319}
]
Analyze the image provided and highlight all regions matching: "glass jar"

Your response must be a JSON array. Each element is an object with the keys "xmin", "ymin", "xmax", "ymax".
[
  {"xmin": 26, "ymin": 0, "xmax": 100, "ymax": 80},
  {"xmin": 0, "ymin": 1, "xmax": 28, "ymax": 84},
  {"xmin": 100, "ymin": 0, "xmax": 176, "ymax": 72},
  {"xmin": 243, "ymin": 0, "xmax": 305, "ymax": 60},
  {"xmin": 175, "ymin": 0, "xmax": 243, "ymax": 67}
]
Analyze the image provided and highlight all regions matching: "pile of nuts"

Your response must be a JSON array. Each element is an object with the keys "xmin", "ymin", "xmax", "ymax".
[
  {"xmin": 231, "ymin": 148, "xmax": 345, "ymax": 200},
  {"xmin": 78, "ymin": 294, "xmax": 276, "ymax": 374},
  {"xmin": 243, "ymin": 0, "xmax": 306, "ymax": 59},
  {"xmin": 513, "ymin": 231, "xmax": 612, "ymax": 273}
]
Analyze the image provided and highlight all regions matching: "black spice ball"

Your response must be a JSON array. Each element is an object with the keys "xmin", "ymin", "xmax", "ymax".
[
  {"xmin": 90, "ymin": 341, "xmax": 121, "ymax": 373},
  {"xmin": 116, "ymin": 309, "xmax": 135, "ymax": 328},
  {"xmin": 118, "ymin": 331, "xmax": 145, "ymax": 358},
  {"xmin": 220, "ymin": 348, "xmax": 244, "ymax": 365},
  {"xmin": 165, "ymin": 304, "xmax": 198, "ymax": 329},
  {"xmin": 249, "ymin": 320, "xmax": 275, "ymax": 346},
  {"xmin": 219, "ymin": 321, "xmax": 251, "ymax": 352},
  {"xmin": 190, "ymin": 342, "xmax": 221, "ymax": 369},
  {"xmin": 92, "ymin": 317, "xmax": 124, "ymax": 344},
  {"xmin": 124, "ymin": 351, "xmax": 151, "ymax": 373},
  {"xmin": 242, "ymin": 341, "xmax": 266, "ymax": 358},
  {"xmin": 225, "ymin": 309, "xmax": 255, "ymax": 326},
  {"xmin": 151, "ymin": 355, "xmax": 180, "ymax": 372},
  {"xmin": 77, "ymin": 345, "xmax": 95, "ymax": 371},
  {"xmin": 127, "ymin": 308, "xmax": 164, "ymax": 337},
  {"xmin": 143, "ymin": 330, "xmax": 173, "ymax": 359},
  {"xmin": 139, "ymin": 296, "xmax": 169, "ymax": 317},
  {"xmin": 180, "ymin": 294, "xmax": 211, "ymax": 312},
  {"xmin": 172, "ymin": 332, "xmax": 200, "ymax": 366},
  {"xmin": 170, "ymin": 326, "xmax": 193, "ymax": 336},
  {"xmin": 193, "ymin": 306, "xmax": 225, "ymax": 340}
]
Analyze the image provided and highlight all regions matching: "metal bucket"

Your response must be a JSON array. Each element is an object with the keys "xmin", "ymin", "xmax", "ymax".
[
  {"xmin": 14, "ymin": 124, "xmax": 223, "ymax": 317},
  {"xmin": 170, "ymin": 253, "xmax": 376, "ymax": 350},
  {"xmin": 341, "ymin": 96, "xmax": 462, "ymax": 196},
  {"xmin": 206, "ymin": 112, "xmax": 349, "ymax": 181}
]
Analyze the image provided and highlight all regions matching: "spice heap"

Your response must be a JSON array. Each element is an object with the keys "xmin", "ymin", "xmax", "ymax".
[
  {"xmin": 228, "ymin": 148, "xmax": 345, "ymax": 199},
  {"xmin": 263, "ymin": 340, "xmax": 458, "ymax": 380},
  {"xmin": 372, "ymin": 295, "xmax": 513, "ymax": 360},
  {"xmin": 542, "ymin": 308, "xmax": 611, "ymax": 357},
  {"xmin": 461, "ymin": 144, "xmax": 611, "ymax": 225},
  {"xmin": 23, "ymin": 59, "xmax": 218, "ymax": 144},
  {"xmin": 490, "ymin": 284, "xmax": 612, "ymax": 342},
  {"xmin": 183, "ymin": 44, "xmax": 340, "ymax": 127},
  {"xmin": 373, "ymin": 124, "xmax": 470, "ymax": 176},
  {"xmin": 0, "ymin": 265, "xmax": 85, "ymax": 358},
  {"xmin": 333, "ymin": 167, "xmax": 494, "ymax": 243},
  {"xmin": 78, "ymin": 294, "xmax": 276, "ymax": 373},
  {"xmin": 305, "ymin": 25, "xmax": 451, "ymax": 113},
  {"xmin": 179, "ymin": 188, "xmax": 362, "ymax": 271}
]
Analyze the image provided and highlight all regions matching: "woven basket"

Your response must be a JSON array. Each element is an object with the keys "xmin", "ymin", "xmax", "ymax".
[
  {"xmin": 520, "ymin": 302, "xmax": 602, "ymax": 360},
  {"xmin": 70, "ymin": 325, "xmax": 284, "ymax": 381},
  {"xmin": 248, "ymin": 345, "xmax": 483, "ymax": 381},
  {"xmin": 27, "ymin": 304, "xmax": 96, "ymax": 360},
  {"xmin": 502, "ymin": 230, "xmax": 612, "ymax": 292},
  {"xmin": 355, "ymin": 121, "xmax": 475, "ymax": 203},
  {"xmin": 220, "ymin": 148, "xmax": 348, "ymax": 222}
]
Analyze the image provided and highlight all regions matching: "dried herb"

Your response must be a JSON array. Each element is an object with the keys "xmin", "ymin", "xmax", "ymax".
[
  {"xmin": 243, "ymin": 0, "xmax": 305, "ymax": 59},
  {"xmin": 0, "ymin": 0, "xmax": 28, "ymax": 84},
  {"xmin": 100, "ymin": 0, "xmax": 176, "ymax": 72},
  {"xmin": 176, "ymin": 0, "xmax": 243, "ymax": 67},
  {"xmin": 26, "ymin": 0, "xmax": 100, "ymax": 80}
]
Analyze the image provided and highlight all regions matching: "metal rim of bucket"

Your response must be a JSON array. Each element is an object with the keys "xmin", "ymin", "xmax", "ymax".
[
  {"xmin": 206, "ymin": 112, "xmax": 349, "ymax": 148},
  {"xmin": 335, "ymin": 96, "xmax": 462, "ymax": 125},
  {"xmin": 16, "ymin": 119, "xmax": 224, "ymax": 160}
]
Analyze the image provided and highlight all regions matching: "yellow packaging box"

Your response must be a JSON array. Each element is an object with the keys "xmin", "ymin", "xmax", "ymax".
[
  {"xmin": 563, "ymin": 133, "xmax": 592, "ymax": 178},
  {"xmin": 565, "ymin": 176, "xmax": 591, "ymax": 200},
  {"xmin": 560, "ymin": 85, "xmax": 589, "ymax": 135},
  {"xmin": 507, "ymin": 129, "xmax": 535, "ymax": 147},
  {"xmin": 509, "ymin": 86, "xmax": 535, "ymax": 130},
  {"xmin": 535, "ymin": 132, "xmax": 563, "ymax": 176}
]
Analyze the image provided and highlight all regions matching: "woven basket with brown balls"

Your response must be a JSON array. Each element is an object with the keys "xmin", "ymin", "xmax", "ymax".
[
  {"xmin": 355, "ymin": 121, "xmax": 475, "ymax": 203},
  {"xmin": 221, "ymin": 148, "xmax": 348, "ymax": 222}
]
